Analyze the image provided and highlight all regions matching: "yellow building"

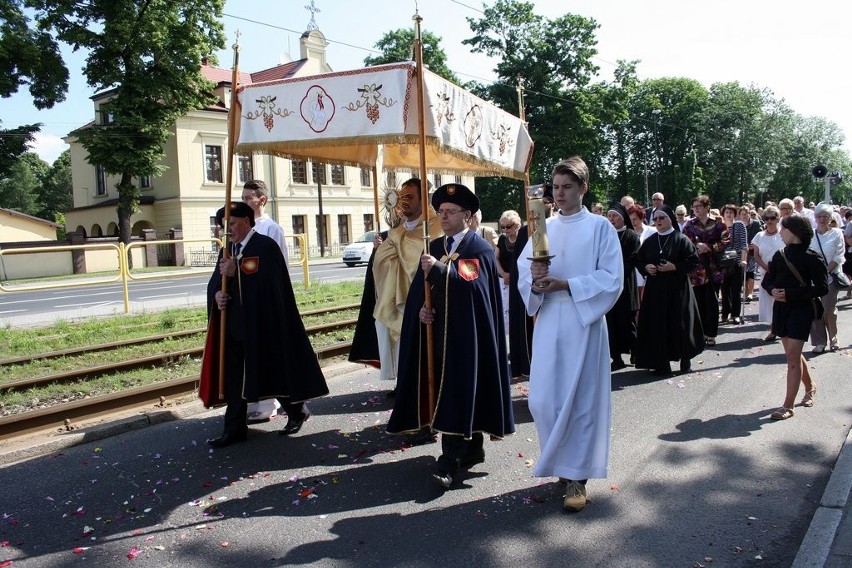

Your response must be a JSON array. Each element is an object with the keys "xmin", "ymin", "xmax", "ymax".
[{"xmin": 64, "ymin": 28, "xmax": 473, "ymax": 265}]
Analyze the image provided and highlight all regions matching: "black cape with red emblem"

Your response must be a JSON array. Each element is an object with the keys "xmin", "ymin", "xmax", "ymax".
[
  {"xmin": 387, "ymin": 231, "xmax": 515, "ymax": 438},
  {"xmin": 199, "ymin": 232, "xmax": 329, "ymax": 407}
]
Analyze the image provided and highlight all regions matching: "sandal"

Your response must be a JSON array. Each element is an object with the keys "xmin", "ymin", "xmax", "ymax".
[
  {"xmin": 801, "ymin": 388, "xmax": 816, "ymax": 408},
  {"xmin": 764, "ymin": 333, "xmax": 777, "ymax": 342},
  {"xmin": 771, "ymin": 407, "xmax": 794, "ymax": 420}
]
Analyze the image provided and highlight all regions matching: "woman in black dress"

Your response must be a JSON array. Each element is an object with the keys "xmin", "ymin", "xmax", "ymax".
[
  {"xmin": 634, "ymin": 205, "xmax": 704, "ymax": 375},
  {"xmin": 761, "ymin": 216, "xmax": 828, "ymax": 420}
]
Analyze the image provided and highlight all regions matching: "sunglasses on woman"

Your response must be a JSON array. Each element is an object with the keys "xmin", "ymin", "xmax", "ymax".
[{"xmin": 763, "ymin": 216, "xmax": 777, "ymax": 221}]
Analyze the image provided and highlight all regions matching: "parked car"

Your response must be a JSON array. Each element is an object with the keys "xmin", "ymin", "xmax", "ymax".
[{"xmin": 342, "ymin": 231, "xmax": 377, "ymax": 267}]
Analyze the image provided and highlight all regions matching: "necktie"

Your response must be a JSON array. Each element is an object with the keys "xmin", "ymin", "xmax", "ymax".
[
  {"xmin": 446, "ymin": 236, "xmax": 454, "ymax": 250},
  {"xmin": 233, "ymin": 243, "xmax": 242, "ymax": 257}
]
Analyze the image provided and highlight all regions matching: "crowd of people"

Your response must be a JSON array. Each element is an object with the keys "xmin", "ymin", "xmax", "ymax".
[{"xmin": 201, "ymin": 169, "xmax": 851, "ymax": 516}]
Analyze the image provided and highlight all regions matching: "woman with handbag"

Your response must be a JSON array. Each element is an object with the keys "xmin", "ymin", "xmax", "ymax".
[
  {"xmin": 762, "ymin": 215, "xmax": 828, "ymax": 420},
  {"xmin": 682, "ymin": 195, "xmax": 729, "ymax": 346},
  {"xmin": 809, "ymin": 203, "xmax": 846, "ymax": 352}
]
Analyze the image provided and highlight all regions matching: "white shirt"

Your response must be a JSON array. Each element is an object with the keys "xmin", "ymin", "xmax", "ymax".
[{"xmin": 253, "ymin": 214, "xmax": 288, "ymax": 259}]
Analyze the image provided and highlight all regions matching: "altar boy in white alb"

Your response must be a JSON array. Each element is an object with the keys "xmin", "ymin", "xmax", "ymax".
[{"xmin": 517, "ymin": 156, "xmax": 623, "ymax": 513}]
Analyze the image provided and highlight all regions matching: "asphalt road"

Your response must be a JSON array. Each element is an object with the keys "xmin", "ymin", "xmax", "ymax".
[
  {"xmin": 0, "ymin": 260, "xmax": 367, "ymax": 327},
  {"xmin": 1, "ymin": 299, "xmax": 851, "ymax": 567}
]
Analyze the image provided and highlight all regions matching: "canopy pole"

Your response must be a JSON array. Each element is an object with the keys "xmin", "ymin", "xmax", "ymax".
[
  {"xmin": 413, "ymin": 12, "xmax": 436, "ymax": 410},
  {"xmin": 516, "ymin": 78, "xmax": 532, "ymax": 223},
  {"xmin": 218, "ymin": 32, "xmax": 241, "ymax": 399}
]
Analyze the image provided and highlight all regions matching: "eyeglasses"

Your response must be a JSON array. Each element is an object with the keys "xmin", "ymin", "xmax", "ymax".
[
  {"xmin": 676, "ymin": 213, "xmax": 685, "ymax": 217},
  {"xmin": 652, "ymin": 216, "xmax": 668, "ymax": 221},
  {"xmin": 437, "ymin": 208, "xmax": 464, "ymax": 217},
  {"xmin": 763, "ymin": 216, "xmax": 778, "ymax": 221},
  {"xmin": 780, "ymin": 206, "xmax": 792, "ymax": 211},
  {"xmin": 692, "ymin": 204, "xmax": 705, "ymax": 209},
  {"xmin": 500, "ymin": 224, "xmax": 516, "ymax": 229}
]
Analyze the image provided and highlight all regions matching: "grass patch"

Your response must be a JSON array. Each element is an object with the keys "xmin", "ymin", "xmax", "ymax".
[{"xmin": 0, "ymin": 280, "xmax": 362, "ymax": 415}]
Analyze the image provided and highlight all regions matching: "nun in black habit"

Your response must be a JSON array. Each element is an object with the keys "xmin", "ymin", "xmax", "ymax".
[
  {"xmin": 604, "ymin": 202, "xmax": 641, "ymax": 370},
  {"xmin": 634, "ymin": 204, "xmax": 705, "ymax": 376}
]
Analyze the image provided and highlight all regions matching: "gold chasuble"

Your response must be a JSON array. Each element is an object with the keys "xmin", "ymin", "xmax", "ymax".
[{"xmin": 372, "ymin": 206, "xmax": 442, "ymax": 341}]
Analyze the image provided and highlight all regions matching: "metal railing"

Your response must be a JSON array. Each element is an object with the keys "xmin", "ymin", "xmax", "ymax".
[{"xmin": 0, "ymin": 234, "xmax": 312, "ymax": 312}]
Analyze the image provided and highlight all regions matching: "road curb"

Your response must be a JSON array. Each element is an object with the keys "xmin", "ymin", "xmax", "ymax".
[{"xmin": 791, "ymin": 428, "xmax": 852, "ymax": 568}]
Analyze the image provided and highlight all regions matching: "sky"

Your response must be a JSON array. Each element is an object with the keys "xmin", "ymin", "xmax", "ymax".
[{"xmin": 6, "ymin": 0, "xmax": 851, "ymax": 165}]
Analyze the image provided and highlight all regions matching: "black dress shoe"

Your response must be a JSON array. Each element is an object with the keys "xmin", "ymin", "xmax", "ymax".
[
  {"xmin": 679, "ymin": 358, "xmax": 692, "ymax": 374},
  {"xmin": 207, "ymin": 431, "xmax": 247, "ymax": 448},
  {"xmin": 279, "ymin": 410, "xmax": 311, "ymax": 436},
  {"xmin": 432, "ymin": 471, "xmax": 454, "ymax": 489},
  {"xmin": 653, "ymin": 363, "xmax": 672, "ymax": 377},
  {"xmin": 611, "ymin": 358, "xmax": 627, "ymax": 372}
]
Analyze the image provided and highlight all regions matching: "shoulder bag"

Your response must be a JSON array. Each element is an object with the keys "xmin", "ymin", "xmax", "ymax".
[
  {"xmin": 779, "ymin": 248, "xmax": 824, "ymax": 319},
  {"xmin": 814, "ymin": 232, "xmax": 851, "ymax": 289}
]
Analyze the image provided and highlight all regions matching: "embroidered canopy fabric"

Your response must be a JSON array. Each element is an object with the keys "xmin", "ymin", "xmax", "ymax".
[{"xmin": 235, "ymin": 62, "xmax": 533, "ymax": 179}]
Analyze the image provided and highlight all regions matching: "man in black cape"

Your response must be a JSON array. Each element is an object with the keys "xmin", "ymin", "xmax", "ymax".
[
  {"xmin": 202, "ymin": 202, "xmax": 329, "ymax": 448},
  {"xmin": 387, "ymin": 183, "xmax": 515, "ymax": 489}
]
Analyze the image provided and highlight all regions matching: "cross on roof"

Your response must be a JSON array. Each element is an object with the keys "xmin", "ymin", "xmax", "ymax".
[{"xmin": 305, "ymin": 0, "xmax": 320, "ymax": 31}]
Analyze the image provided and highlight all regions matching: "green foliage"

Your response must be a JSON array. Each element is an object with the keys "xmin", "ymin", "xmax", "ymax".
[
  {"xmin": 0, "ymin": 0, "xmax": 68, "ymax": 107},
  {"xmin": 38, "ymin": 148, "xmax": 72, "ymax": 220},
  {"xmin": 463, "ymin": 0, "xmax": 602, "ymax": 193},
  {"xmin": 0, "ymin": 123, "xmax": 38, "ymax": 180},
  {"xmin": 364, "ymin": 28, "xmax": 460, "ymax": 84},
  {"xmin": 30, "ymin": 0, "xmax": 227, "ymax": 242},
  {"xmin": 0, "ymin": 151, "xmax": 46, "ymax": 214}
]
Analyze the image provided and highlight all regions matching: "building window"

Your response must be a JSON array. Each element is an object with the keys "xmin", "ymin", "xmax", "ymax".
[
  {"xmin": 238, "ymin": 155, "xmax": 253, "ymax": 183},
  {"xmin": 95, "ymin": 165, "xmax": 107, "ymax": 196},
  {"xmin": 363, "ymin": 214, "xmax": 374, "ymax": 233},
  {"xmin": 360, "ymin": 167, "xmax": 372, "ymax": 187},
  {"xmin": 204, "ymin": 145, "xmax": 223, "ymax": 183},
  {"xmin": 330, "ymin": 164, "xmax": 345, "ymax": 185},
  {"xmin": 100, "ymin": 110, "xmax": 114, "ymax": 125},
  {"xmin": 454, "ymin": 175, "xmax": 463, "ymax": 184},
  {"xmin": 209, "ymin": 216, "xmax": 220, "ymax": 250},
  {"xmin": 338, "ymin": 215, "xmax": 350, "ymax": 244},
  {"xmin": 432, "ymin": 174, "xmax": 442, "ymax": 190},
  {"xmin": 292, "ymin": 159, "xmax": 307, "ymax": 184},
  {"xmin": 386, "ymin": 171, "xmax": 397, "ymax": 189},
  {"xmin": 311, "ymin": 161, "xmax": 327, "ymax": 185},
  {"xmin": 139, "ymin": 175, "xmax": 151, "ymax": 189},
  {"xmin": 316, "ymin": 214, "xmax": 330, "ymax": 248}
]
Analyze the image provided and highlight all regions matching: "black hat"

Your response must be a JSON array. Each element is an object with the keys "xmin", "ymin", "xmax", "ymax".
[
  {"xmin": 431, "ymin": 183, "xmax": 479, "ymax": 215},
  {"xmin": 607, "ymin": 202, "xmax": 629, "ymax": 225},
  {"xmin": 215, "ymin": 201, "xmax": 256, "ymax": 228}
]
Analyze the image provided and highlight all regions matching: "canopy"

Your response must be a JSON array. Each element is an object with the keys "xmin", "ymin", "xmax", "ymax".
[{"xmin": 235, "ymin": 62, "xmax": 533, "ymax": 180}]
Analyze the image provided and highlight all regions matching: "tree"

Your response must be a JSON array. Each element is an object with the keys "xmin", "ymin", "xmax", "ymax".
[
  {"xmin": 31, "ymin": 0, "xmax": 226, "ymax": 245},
  {"xmin": 0, "ymin": 0, "xmax": 68, "ymax": 179},
  {"xmin": 364, "ymin": 28, "xmax": 459, "ymax": 84},
  {"xmin": 463, "ymin": 0, "xmax": 603, "ymax": 187},
  {"xmin": 38, "ymin": 148, "xmax": 72, "ymax": 220},
  {"xmin": 0, "ymin": 151, "xmax": 46, "ymax": 214},
  {"xmin": 0, "ymin": 0, "xmax": 67, "ymax": 106}
]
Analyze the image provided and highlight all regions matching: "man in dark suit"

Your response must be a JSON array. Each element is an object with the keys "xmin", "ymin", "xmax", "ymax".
[{"xmin": 202, "ymin": 202, "xmax": 328, "ymax": 448}]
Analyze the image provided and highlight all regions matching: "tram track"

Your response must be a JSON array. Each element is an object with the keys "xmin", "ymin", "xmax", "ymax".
[
  {"xmin": 0, "ymin": 341, "xmax": 353, "ymax": 439},
  {"xmin": 0, "ymin": 303, "xmax": 361, "ymax": 439}
]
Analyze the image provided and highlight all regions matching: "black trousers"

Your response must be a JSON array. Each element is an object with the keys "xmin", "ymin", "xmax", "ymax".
[
  {"xmin": 720, "ymin": 265, "xmax": 744, "ymax": 320},
  {"xmin": 693, "ymin": 282, "xmax": 719, "ymax": 338},
  {"xmin": 437, "ymin": 432, "xmax": 484, "ymax": 474},
  {"xmin": 222, "ymin": 338, "xmax": 248, "ymax": 436}
]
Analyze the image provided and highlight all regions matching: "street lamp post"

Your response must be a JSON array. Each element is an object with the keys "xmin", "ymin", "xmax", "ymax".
[{"xmin": 651, "ymin": 109, "xmax": 661, "ymax": 197}]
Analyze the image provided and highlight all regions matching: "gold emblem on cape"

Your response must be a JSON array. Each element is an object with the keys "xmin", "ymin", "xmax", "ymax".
[
  {"xmin": 457, "ymin": 258, "xmax": 479, "ymax": 281},
  {"xmin": 240, "ymin": 256, "xmax": 259, "ymax": 274},
  {"xmin": 446, "ymin": 185, "xmax": 456, "ymax": 195}
]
